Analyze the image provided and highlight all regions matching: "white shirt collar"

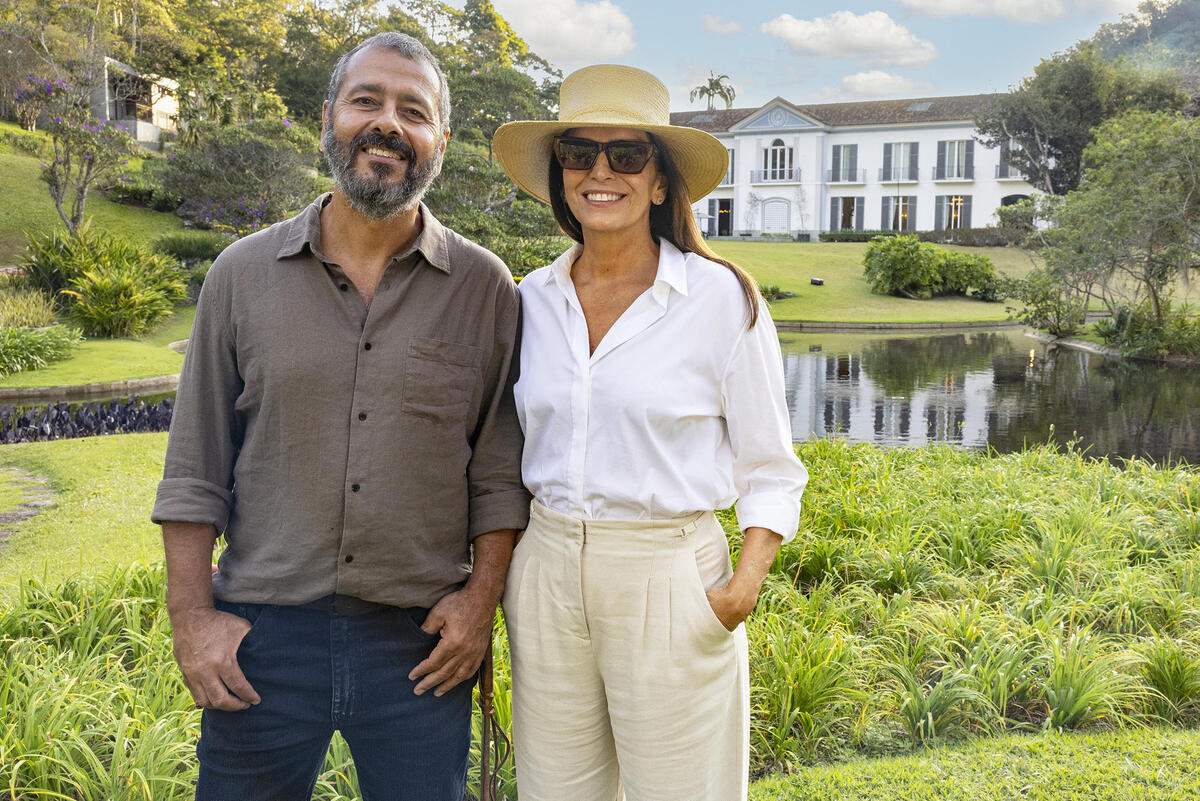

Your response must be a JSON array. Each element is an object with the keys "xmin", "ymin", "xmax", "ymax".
[{"xmin": 542, "ymin": 239, "xmax": 690, "ymax": 307}]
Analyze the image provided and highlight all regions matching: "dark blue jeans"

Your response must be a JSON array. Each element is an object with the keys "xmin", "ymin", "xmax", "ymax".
[{"xmin": 196, "ymin": 597, "xmax": 472, "ymax": 801}]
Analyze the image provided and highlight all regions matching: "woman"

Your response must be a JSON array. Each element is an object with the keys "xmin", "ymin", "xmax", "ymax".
[{"xmin": 493, "ymin": 64, "xmax": 808, "ymax": 801}]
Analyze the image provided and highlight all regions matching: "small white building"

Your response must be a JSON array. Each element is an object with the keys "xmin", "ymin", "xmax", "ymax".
[
  {"xmin": 90, "ymin": 57, "xmax": 178, "ymax": 147},
  {"xmin": 670, "ymin": 94, "xmax": 1035, "ymax": 240}
]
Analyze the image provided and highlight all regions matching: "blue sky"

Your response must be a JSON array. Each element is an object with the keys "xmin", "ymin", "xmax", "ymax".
[{"xmin": 483, "ymin": 0, "xmax": 1144, "ymax": 109}]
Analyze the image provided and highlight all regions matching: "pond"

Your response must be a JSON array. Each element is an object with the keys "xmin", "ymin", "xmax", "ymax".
[{"xmin": 779, "ymin": 328, "xmax": 1200, "ymax": 465}]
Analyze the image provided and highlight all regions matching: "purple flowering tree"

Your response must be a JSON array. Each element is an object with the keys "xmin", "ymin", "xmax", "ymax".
[
  {"xmin": 12, "ymin": 74, "xmax": 65, "ymax": 130},
  {"xmin": 42, "ymin": 109, "xmax": 138, "ymax": 232}
]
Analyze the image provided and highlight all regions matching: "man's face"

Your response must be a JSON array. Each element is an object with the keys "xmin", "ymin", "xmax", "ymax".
[{"xmin": 321, "ymin": 47, "xmax": 448, "ymax": 220}]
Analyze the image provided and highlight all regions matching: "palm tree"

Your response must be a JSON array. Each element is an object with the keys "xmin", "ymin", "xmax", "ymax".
[{"xmin": 689, "ymin": 72, "xmax": 736, "ymax": 110}]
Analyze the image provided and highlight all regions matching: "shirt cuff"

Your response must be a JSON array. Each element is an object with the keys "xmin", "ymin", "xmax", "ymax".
[
  {"xmin": 469, "ymin": 488, "xmax": 533, "ymax": 540},
  {"xmin": 152, "ymin": 478, "xmax": 234, "ymax": 530},
  {"xmin": 734, "ymin": 492, "xmax": 801, "ymax": 545}
]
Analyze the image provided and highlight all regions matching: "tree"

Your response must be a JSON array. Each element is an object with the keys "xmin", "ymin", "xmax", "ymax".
[
  {"xmin": 42, "ymin": 109, "xmax": 139, "ymax": 232},
  {"xmin": 975, "ymin": 44, "xmax": 1185, "ymax": 195},
  {"xmin": 1041, "ymin": 110, "xmax": 1200, "ymax": 347},
  {"xmin": 689, "ymin": 72, "xmax": 735, "ymax": 110}
]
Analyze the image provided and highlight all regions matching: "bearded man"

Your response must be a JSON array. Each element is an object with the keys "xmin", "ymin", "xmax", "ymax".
[{"xmin": 152, "ymin": 32, "xmax": 528, "ymax": 800}]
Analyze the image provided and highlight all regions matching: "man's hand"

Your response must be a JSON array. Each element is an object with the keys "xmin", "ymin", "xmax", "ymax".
[
  {"xmin": 408, "ymin": 586, "xmax": 494, "ymax": 696},
  {"xmin": 171, "ymin": 606, "xmax": 261, "ymax": 711}
]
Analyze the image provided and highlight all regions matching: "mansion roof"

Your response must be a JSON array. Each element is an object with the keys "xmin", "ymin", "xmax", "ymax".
[{"xmin": 670, "ymin": 94, "xmax": 999, "ymax": 132}]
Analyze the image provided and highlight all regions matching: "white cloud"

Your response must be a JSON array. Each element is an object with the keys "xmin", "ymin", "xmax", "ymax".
[
  {"xmin": 899, "ymin": 0, "xmax": 1141, "ymax": 22},
  {"xmin": 492, "ymin": 0, "xmax": 634, "ymax": 65},
  {"xmin": 837, "ymin": 71, "xmax": 936, "ymax": 98},
  {"xmin": 702, "ymin": 14, "xmax": 742, "ymax": 34},
  {"xmin": 761, "ymin": 11, "xmax": 938, "ymax": 68}
]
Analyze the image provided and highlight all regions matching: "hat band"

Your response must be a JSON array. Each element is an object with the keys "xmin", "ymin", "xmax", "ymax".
[{"xmin": 560, "ymin": 107, "xmax": 667, "ymax": 128}]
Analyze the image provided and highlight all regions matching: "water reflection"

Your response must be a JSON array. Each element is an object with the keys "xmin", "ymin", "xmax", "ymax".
[{"xmin": 779, "ymin": 329, "xmax": 1200, "ymax": 465}]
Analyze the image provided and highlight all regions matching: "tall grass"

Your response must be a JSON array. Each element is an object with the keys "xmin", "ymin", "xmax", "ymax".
[{"xmin": 2, "ymin": 438, "xmax": 1199, "ymax": 796}]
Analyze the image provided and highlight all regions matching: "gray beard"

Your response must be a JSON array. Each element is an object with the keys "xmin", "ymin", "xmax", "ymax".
[{"xmin": 323, "ymin": 129, "xmax": 442, "ymax": 220}]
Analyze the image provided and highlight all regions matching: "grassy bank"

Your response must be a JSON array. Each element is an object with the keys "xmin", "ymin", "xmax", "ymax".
[
  {"xmin": 712, "ymin": 240, "xmax": 1039, "ymax": 324},
  {"xmin": 1, "ymin": 435, "xmax": 1198, "ymax": 798},
  {"xmin": 0, "ymin": 306, "xmax": 192, "ymax": 390},
  {"xmin": 0, "ymin": 125, "xmax": 184, "ymax": 264}
]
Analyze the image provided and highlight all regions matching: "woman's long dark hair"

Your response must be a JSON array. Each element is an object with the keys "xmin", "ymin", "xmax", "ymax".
[{"xmin": 548, "ymin": 132, "xmax": 761, "ymax": 328}]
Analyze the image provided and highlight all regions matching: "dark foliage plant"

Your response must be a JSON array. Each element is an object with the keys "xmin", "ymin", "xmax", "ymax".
[{"xmin": 0, "ymin": 396, "xmax": 173, "ymax": 444}]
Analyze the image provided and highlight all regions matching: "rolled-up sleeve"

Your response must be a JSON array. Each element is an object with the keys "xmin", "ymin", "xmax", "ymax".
[
  {"xmin": 466, "ymin": 287, "xmax": 532, "ymax": 539},
  {"xmin": 721, "ymin": 301, "xmax": 808, "ymax": 543},
  {"xmin": 151, "ymin": 257, "xmax": 244, "ymax": 530}
]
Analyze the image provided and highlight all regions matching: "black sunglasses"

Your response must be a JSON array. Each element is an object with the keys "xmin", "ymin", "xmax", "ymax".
[{"xmin": 553, "ymin": 136, "xmax": 658, "ymax": 174}]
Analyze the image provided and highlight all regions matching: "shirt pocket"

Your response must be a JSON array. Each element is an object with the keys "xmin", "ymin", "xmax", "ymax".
[{"xmin": 402, "ymin": 337, "xmax": 483, "ymax": 425}]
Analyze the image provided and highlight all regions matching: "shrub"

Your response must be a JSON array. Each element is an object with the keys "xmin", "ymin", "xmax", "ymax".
[
  {"xmin": 863, "ymin": 235, "xmax": 944, "ymax": 298},
  {"xmin": 0, "ymin": 284, "xmax": 55, "ymax": 327},
  {"xmin": 152, "ymin": 231, "xmax": 231, "ymax": 263},
  {"xmin": 2, "ymin": 129, "xmax": 46, "ymax": 157},
  {"xmin": 21, "ymin": 225, "xmax": 186, "ymax": 320},
  {"xmin": 916, "ymin": 227, "xmax": 1025, "ymax": 247},
  {"xmin": 102, "ymin": 168, "xmax": 180, "ymax": 212},
  {"xmin": 1004, "ymin": 268, "xmax": 1086, "ymax": 337},
  {"xmin": 0, "ymin": 324, "xmax": 83, "ymax": 375},
  {"xmin": 1095, "ymin": 302, "xmax": 1200, "ymax": 359},
  {"xmin": 819, "ymin": 229, "xmax": 900, "ymax": 243},
  {"xmin": 939, "ymin": 251, "xmax": 1001, "ymax": 301},
  {"xmin": 63, "ymin": 260, "xmax": 187, "ymax": 338},
  {"xmin": 160, "ymin": 119, "xmax": 320, "ymax": 236}
]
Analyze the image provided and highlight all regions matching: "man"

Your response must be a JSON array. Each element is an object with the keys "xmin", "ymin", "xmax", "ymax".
[{"xmin": 152, "ymin": 32, "xmax": 529, "ymax": 800}]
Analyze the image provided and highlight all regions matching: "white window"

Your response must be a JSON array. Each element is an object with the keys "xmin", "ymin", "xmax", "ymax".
[
  {"xmin": 944, "ymin": 140, "xmax": 968, "ymax": 178},
  {"xmin": 763, "ymin": 138, "xmax": 793, "ymax": 180},
  {"xmin": 722, "ymin": 148, "xmax": 735, "ymax": 185},
  {"xmin": 887, "ymin": 143, "xmax": 909, "ymax": 181}
]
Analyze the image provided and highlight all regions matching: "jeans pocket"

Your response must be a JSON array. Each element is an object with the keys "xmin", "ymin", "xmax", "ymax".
[{"xmin": 397, "ymin": 606, "xmax": 442, "ymax": 642}]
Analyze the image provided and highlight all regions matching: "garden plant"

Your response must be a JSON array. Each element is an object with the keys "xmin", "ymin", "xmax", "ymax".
[{"xmin": 1, "ymin": 435, "xmax": 1198, "ymax": 799}]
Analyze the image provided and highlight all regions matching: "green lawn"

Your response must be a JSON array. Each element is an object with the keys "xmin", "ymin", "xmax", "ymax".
[
  {"xmin": 0, "ymin": 305, "xmax": 192, "ymax": 389},
  {"xmin": 0, "ymin": 124, "xmax": 184, "ymax": 264},
  {"xmin": 712, "ymin": 240, "xmax": 1041, "ymax": 324},
  {"xmin": 0, "ymin": 433, "xmax": 166, "ymax": 591},
  {"xmin": 750, "ymin": 727, "xmax": 1200, "ymax": 800}
]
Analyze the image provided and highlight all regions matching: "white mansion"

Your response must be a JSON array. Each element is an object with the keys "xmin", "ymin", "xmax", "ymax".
[{"xmin": 670, "ymin": 94, "xmax": 1035, "ymax": 240}]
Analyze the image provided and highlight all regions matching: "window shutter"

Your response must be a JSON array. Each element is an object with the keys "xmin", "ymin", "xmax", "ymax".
[
  {"xmin": 965, "ymin": 140, "xmax": 975, "ymax": 180},
  {"xmin": 963, "ymin": 196, "xmax": 973, "ymax": 228},
  {"xmin": 909, "ymin": 143, "xmax": 919, "ymax": 181},
  {"xmin": 831, "ymin": 147, "xmax": 841, "ymax": 179},
  {"xmin": 935, "ymin": 196, "xmax": 945, "ymax": 230},
  {"xmin": 908, "ymin": 196, "xmax": 917, "ymax": 231},
  {"xmin": 936, "ymin": 141, "xmax": 946, "ymax": 180},
  {"xmin": 882, "ymin": 143, "xmax": 892, "ymax": 178},
  {"xmin": 830, "ymin": 198, "xmax": 839, "ymax": 231},
  {"xmin": 848, "ymin": 145, "xmax": 858, "ymax": 180},
  {"xmin": 854, "ymin": 197, "xmax": 864, "ymax": 230},
  {"xmin": 707, "ymin": 198, "xmax": 718, "ymax": 235},
  {"xmin": 882, "ymin": 196, "xmax": 892, "ymax": 230}
]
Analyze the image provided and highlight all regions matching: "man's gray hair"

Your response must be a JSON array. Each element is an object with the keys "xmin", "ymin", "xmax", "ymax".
[{"xmin": 324, "ymin": 32, "xmax": 451, "ymax": 135}]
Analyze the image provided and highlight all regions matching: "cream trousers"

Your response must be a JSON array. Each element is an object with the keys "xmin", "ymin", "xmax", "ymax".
[{"xmin": 502, "ymin": 500, "xmax": 750, "ymax": 801}]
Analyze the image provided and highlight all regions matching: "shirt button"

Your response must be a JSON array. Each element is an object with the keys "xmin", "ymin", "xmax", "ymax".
[
  {"xmin": 358, "ymin": 412, "xmax": 367, "ymax": 421},
  {"xmin": 351, "ymin": 483, "xmax": 360, "ymax": 492},
  {"xmin": 363, "ymin": 342, "xmax": 372, "ymax": 350},
  {"xmin": 344, "ymin": 554, "xmax": 354, "ymax": 563},
  {"xmin": 339, "ymin": 283, "xmax": 349, "ymax": 292}
]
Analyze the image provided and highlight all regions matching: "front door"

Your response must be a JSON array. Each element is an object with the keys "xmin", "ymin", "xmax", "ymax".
[{"xmin": 718, "ymin": 199, "xmax": 733, "ymax": 236}]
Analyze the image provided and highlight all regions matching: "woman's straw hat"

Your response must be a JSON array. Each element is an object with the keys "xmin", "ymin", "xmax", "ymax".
[{"xmin": 493, "ymin": 64, "xmax": 729, "ymax": 205}]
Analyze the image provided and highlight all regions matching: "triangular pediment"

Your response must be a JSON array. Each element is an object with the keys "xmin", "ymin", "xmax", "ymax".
[{"xmin": 734, "ymin": 98, "xmax": 821, "ymax": 131}]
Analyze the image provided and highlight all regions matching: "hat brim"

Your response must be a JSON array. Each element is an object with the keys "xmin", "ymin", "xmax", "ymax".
[{"xmin": 493, "ymin": 120, "xmax": 729, "ymax": 206}]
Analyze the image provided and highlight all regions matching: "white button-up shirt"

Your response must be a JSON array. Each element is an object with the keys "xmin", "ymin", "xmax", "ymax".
[{"xmin": 514, "ymin": 239, "xmax": 808, "ymax": 542}]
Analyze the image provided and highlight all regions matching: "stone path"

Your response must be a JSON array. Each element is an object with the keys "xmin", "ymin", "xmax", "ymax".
[{"xmin": 0, "ymin": 467, "xmax": 56, "ymax": 547}]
